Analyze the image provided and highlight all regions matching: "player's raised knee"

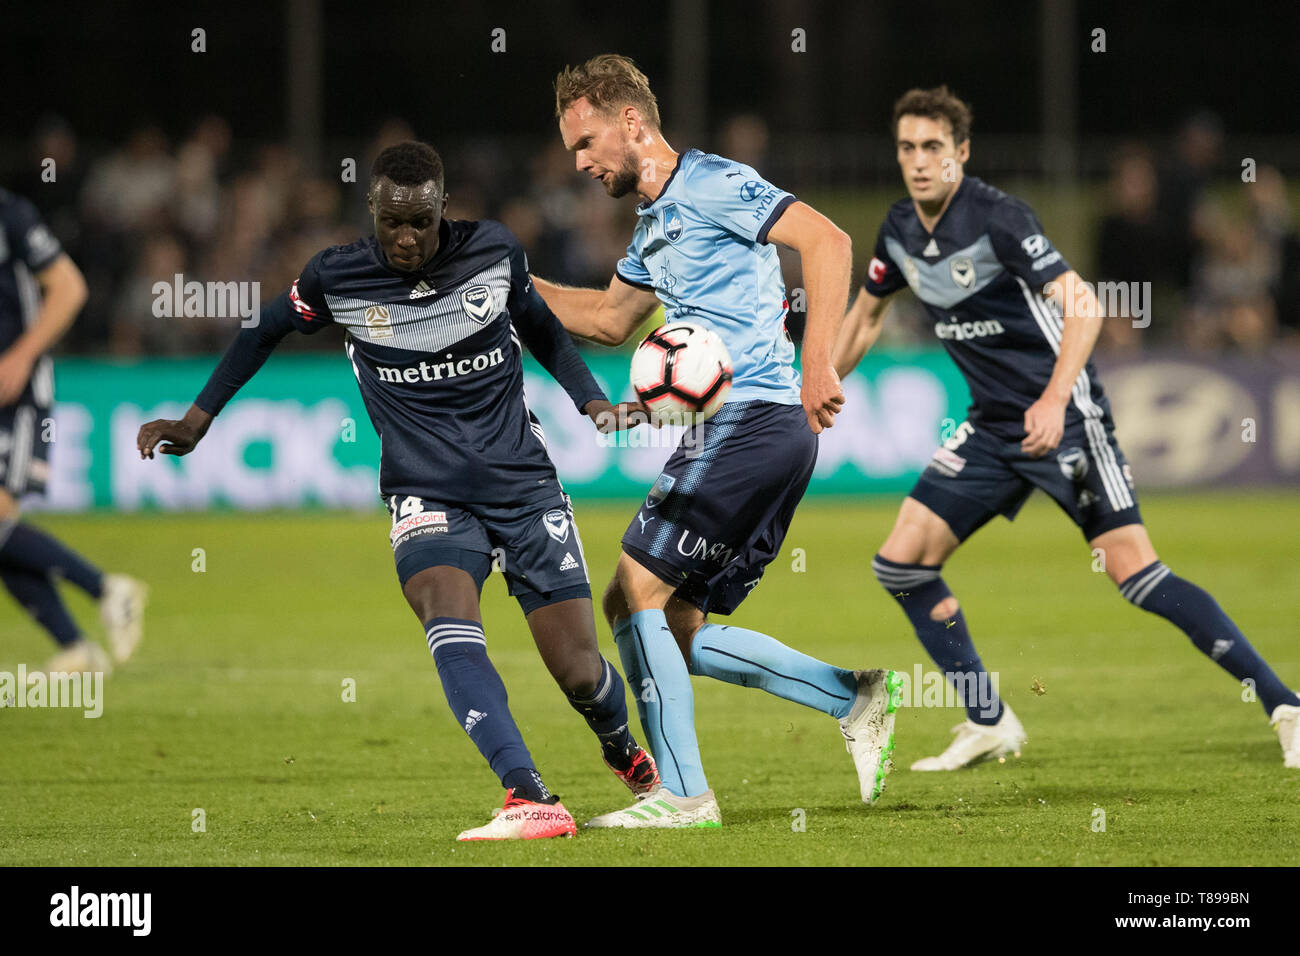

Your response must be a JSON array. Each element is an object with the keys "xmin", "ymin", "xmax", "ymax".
[{"xmin": 664, "ymin": 601, "xmax": 706, "ymax": 662}]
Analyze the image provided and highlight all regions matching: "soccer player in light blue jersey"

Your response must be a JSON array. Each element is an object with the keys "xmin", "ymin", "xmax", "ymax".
[{"xmin": 534, "ymin": 55, "xmax": 902, "ymax": 828}]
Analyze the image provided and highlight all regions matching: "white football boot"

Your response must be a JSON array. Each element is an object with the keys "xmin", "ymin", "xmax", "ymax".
[
  {"xmin": 910, "ymin": 704, "xmax": 1026, "ymax": 771},
  {"xmin": 839, "ymin": 669, "xmax": 903, "ymax": 804},
  {"xmin": 584, "ymin": 788, "xmax": 721, "ymax": 829},
  {"xmin": 1271, "ymin": 701, "xmax": 1300, "ymax": 769},
  {"xmin": 100, "ymin": 574, "xmax": 147, "ymax": 663},
  {"xmin": 28, "ymin": 639, "xmax": 113, "ymax": 680}
]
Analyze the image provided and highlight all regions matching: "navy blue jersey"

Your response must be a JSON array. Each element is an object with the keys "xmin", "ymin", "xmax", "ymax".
[
  {"xmin": 864, "ymin": 176, "xmax": 1110, "ymax": 440},
  {"xmin": 0, "ymin": 189, "xmax": 61, "ymax": 408},
  {"xmin": 197, "ymin": 219, "xmax": 606, "ymax": 506}
]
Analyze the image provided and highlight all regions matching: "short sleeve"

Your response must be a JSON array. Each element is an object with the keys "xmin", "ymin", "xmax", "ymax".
[
  {"xmin": 862, "ymin": 222, "xmax": 907, "ymax": 297},
  {"xmin": 615, "ymin": 238, "xmax": 655, "ymax": 291},
  {"xmin": 3, "ymin": 195, "xmax": 63, "ymax": 272},
  {"xmin": 688, "ymin": 159, "xmax": 796, "ymax": 245},
  {"xmin": 287, "ymin": 250, "xmax": 335, "ymax": 334},
  {"xmin": 987, "ymin": 198, "xmax": 1071, "ymax": 287}
]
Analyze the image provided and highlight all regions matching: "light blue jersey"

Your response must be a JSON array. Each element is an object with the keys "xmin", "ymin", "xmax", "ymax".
[{"xmin": 616, "ymin": 149, "xmax": 801, "ymax": 405}]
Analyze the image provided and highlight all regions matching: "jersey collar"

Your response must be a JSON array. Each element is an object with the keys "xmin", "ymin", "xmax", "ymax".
[
  {"xmin": 636, "ymin": 150, "xmax": 689, "ymax": 213},
  {"xmin": 917, "ymin": 175, "xmax": 971, "ymax": 238}
]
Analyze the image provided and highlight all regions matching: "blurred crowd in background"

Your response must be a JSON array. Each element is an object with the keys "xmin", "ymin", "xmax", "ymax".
[
  {"xmin": 6, "ymin": 111, "xmax": 1299, "ymax": 357},
  {"xmin": 1090, "ymin": 114, "xmax": 1300, "ymax": 353}
]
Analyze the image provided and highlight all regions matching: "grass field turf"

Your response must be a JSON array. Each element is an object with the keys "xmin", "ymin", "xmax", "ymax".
[{"xmin": 2, "ymin": 492, "xmax": 1297, "ymax": 867}]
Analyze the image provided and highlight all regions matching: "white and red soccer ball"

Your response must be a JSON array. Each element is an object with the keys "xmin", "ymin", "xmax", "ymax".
[{"xmin": 630, "ymin": 322, "xmax": 733, "ymax": 425}]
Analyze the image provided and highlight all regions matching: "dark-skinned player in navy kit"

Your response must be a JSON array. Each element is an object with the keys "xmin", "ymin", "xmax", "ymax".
[{"xmin": 138, "ymin": 142, "xmax": 661, "ymax": 840}]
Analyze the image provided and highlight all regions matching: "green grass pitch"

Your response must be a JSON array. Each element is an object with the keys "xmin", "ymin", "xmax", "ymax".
[{"xmin": 2, "ymin": 492, "xmax": 1298, "ymax": 866}]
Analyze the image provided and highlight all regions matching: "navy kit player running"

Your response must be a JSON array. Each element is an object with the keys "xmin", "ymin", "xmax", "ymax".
[
  {"xmin": 534, "ymin": 55, "xmax": 901, "ymax": 829},
  {"xmin": 137, "ymin": 143, "xmax": 662, "ymax": 841},
  {"xmin": 834, "ymin": 87, "xmax": 1300, "ymax": 770},
  {"xmin": 0, "ymin": 188, "xmax": 145, "ymax": 673}
]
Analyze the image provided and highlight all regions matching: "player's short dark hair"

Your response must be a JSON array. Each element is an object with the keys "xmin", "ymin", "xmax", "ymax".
[
  {"xmin": 555, "ymin": 54, "xmax": 661, "ymax": 128},
  {"xmin": 892, "ymin": 86, "xmax": 972, "ymax": 145},
  {"xmin": 369, "ymin": 141, "xmax": 445, "ymax": 195}
]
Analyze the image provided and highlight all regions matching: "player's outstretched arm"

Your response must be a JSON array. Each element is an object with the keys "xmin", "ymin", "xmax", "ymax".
[
  {"xmin": 833, "ymin": 288, "xmax": 892, "ymax": 379},
  {"xmin": 766, "ymin": 201, "xmax": 852, "ymax": 433},
  {"xmin": 532, "ymin": 274, "xmax": 660, "ymax": 347},
  {"xmin": 136, "ymin": 292, "xmax": 299, "ymax": 459},
  {"xmin": 0, "ymin": 254, "xmax": 87, "ymax": 405},
  {"xmin": 510, "ymin": 281, "xmax": 650, "ymax": 432},
  {"xmin": 1022, "ymin": 270, "xmax": 1105, "ymax": 457}
]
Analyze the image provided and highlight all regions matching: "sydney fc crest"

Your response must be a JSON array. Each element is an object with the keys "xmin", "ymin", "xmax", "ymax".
[
  {"xmin": 461, "ymin": 284, "xmax": 496, "ymax": 325},
  {"xmin": 950, "ymin": 256, "xmax": 976, "ymax": 290},
  {"xmin": 662, "ymin": 204, "xmax": 684, "ymax": 243},
  {"xmin": 543, "ymin": 509, "xmax": 570, "ymax": 543},
  {"xmin": 647, "ymin": 473, "xmax": 676, "ymax": 508}
]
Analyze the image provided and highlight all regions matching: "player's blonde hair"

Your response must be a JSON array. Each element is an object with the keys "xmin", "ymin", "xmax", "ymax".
[{"xmin": 554, "ymin": 54, "xmax": 662, "ymax": 129}]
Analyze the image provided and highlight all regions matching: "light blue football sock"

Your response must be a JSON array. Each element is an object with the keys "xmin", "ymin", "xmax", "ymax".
[
  {"xmin": 626, "ymin": 609, "xmax": 709, "ymax": 798},
  {"xmin": 612, "ymin": 617, "xmax": 649, "ymax": 733},
  {"xmin": 690, "ymin": 623, "xmax": 859, "ymax": 720}
]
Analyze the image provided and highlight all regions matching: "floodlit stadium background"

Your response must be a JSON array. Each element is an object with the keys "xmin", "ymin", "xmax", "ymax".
[
  {"xmin": 4, "ymin": 1, "xmax": 1298, "ymax": 510},
  {"xmin": 4, "ymin": 0, "xmax": 1300, "ymax": 871}
]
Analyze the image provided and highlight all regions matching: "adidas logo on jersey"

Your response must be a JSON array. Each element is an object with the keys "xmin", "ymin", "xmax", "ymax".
[
  {"xmin": 408, "ymin": 280, "xmax": 436, "ymax": 299},
  {"xmin": 922, "ymin": 238, "xmax": 940, "ymax": 257},
  {"xmin": 464, "ymin": 709, "xmax": 487, "ymax": 732},
  {"xmin": 559, "ymin": 552, "xmax": 579, "ymax": 571}
]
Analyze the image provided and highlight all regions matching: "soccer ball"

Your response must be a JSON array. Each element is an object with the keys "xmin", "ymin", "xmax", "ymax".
[{"xmin": 630, "ymin": 322, "xmax": 733, "ymax": 425}]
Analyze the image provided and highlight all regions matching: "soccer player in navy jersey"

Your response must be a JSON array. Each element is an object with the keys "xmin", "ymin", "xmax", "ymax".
[
  {"xmin": 834, "ymin": 86, "xmax": 1299, "ymax": 770},
  {"xmin": 534, "ymin": 55, "xmax": 901, "ymax": 829},
  {"xmin": 0, "ymin": 188, "xmax": 146, "ymax": 674},
  {"xmin": 137, "ymin": 142, "xmax": 663, "ymax": 840}
]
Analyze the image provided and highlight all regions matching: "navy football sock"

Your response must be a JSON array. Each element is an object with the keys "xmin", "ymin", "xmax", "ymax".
[
  {"xmin": 0, "ymin": 522, "xmax": 105, "ymax": 599},
  {"xmin": 425, "ymin": 617, "xmax": 546, "ymax": 798},
  {"xmin": 1120, "ymin": 561, "xmax": 1300, "ymax": 716},
  {"xmin": 1, "ymin": 567, "xmax": 83, "ymax": 647},
  {"xmin": 873, "ymin": 554, "xmax": 1003, "ymax": 725},
  {"xmin": 501, "ymin": 767, "xmax": 554, "ymax": 803},
  {"xmin": 565, "ymin": 657, "xmax": 637, "ymax": 771}
]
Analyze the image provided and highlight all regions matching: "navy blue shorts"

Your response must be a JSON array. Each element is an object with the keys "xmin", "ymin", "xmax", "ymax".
[
  {"xmin": 388, "ymin": 491, "xmax": 591, "ymax": 614},
  {"xmin": 0, "ymin": 404, "xmax": 51, "ymax": 497},
  {"xmin": 621, "ymin": 400, "xmax": 816, "ymax": 616},
  {"xmin": 909, "ymin": 418, "xmax": 1143, "ymax": 542}
]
